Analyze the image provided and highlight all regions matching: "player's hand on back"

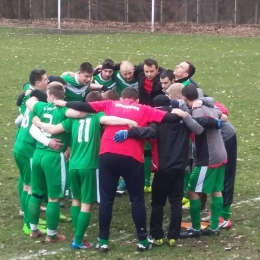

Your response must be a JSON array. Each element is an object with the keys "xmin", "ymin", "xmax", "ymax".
[
  {"xmin": 48, "ymin": 138, "xmax": 63, "ymax": 150},
  {"xmin": 113, "ymin": 130, "xmax": 128, "ymax": 143},
  {"xmin": 32, "ymin": 116, "xmax": 41, "ymax": 126},
  {"xmin": 171, "ymin": 108, "xmax": 186, "ymax": 118},
  {"xmin": 54, "ymin": 100, "xmax": 67, "ymax": 107},
  {"xmin": 192, "ymin": 100, "xmax": 203, "ymax": 109}
]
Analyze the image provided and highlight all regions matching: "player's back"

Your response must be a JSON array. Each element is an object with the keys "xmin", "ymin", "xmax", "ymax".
[
  {"xmin": 192, "ymin": 105, "xmax": 227, "ymax": 167},
  {"xmin": 33, "ymin": 102, "xmax": 69, "ymax": 153}
]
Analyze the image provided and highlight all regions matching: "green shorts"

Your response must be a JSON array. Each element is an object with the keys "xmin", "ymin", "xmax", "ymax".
[
  {"xmin": 70, "ymin": 168, "xmax": 98, "ymax": 204},
  {"xmin": 31, "ymin": 149, "xmax": 67, "ymax": 199},
  {"xmin": 187, "ymin": 165, "xmax": 225, "ymax": 194},
  {"xmin": 13, "ymin": 152, "xmax": 32, "ymax": 185}
]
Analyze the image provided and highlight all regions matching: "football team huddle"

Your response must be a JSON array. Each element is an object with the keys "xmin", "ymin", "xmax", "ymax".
[{"xmin": 13, "ymin": 58, "xmax": 237, "ymax": 253}]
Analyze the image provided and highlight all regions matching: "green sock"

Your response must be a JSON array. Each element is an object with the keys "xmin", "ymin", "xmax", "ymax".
[
  {"xmin": 184, "ymin": 171, "xmax": 191, "ymax": 199},
  {"xmin": 189, "ymin": 199, "xmax": 201, "ymax": 230},
  {"xmin": 46, "ymin": 202, "xmax": 60, "ymax": 234},
  {"xmin": 21, "ymin": 190, "xmax": 28, "ymax": 224},
  {"xmin": 18, "ymin": 177, "xmax": 23, "ymax": 208},
  {"xmin": 144, "ymin": 155, "xmax": 152, "ymax": 187},
  {"xmin": 70, "ymin": 206, "xmax": 80, "ymax": 232},
  {"xmin": 100, "ymin": 238, "xmax": 108, "ymax": 246},
  {"xmin": 210, "ymin": 196, "xmax": 223, "ymax": 230},
  {"xmin": 28, "ymin": 195, "xmax": 42, "ymax": 228},
  {"xmin": 139, "ymin": 238, "xmax": 148, "ymax": 247},
  {"xmin": 221, "ymin": 205, "xmax": 231, "ymax": 220},
  {"xmin": 25, "ymin": 193, "xmax": 32, "ymax": 228},
  {"xmin": 75, "ymin": 212, "xmax": 91, "ymax": 244}
]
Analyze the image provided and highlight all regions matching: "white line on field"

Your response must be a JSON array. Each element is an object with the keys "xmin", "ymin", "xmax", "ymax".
[{"xmin": 7, "ymin": 196, "xmax": 260, "ymax": 260}]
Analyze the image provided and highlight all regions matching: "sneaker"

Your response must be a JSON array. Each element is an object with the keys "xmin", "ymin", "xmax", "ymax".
[
  {"xmin": 39, "ymin": 218, "xmax": 46, "ymax": 225},
  {"xmin": 45, "ymin": 233, "xmax": 66, "ymax": 243},
  {"xmin": 182, "ymin": 201, "xmax": 190, "ymax": 210},
  {"xmin": 72, "ymin": 240, "xmax": 94, "ymax": 249},
  {"xmin": 59, "ymin": 213, "xmax": 71, "ymax": 222},
  {"xmin": 202, "ymin": 212, "xmax": 211, "ymax": 222},
  {"xmin": 30, "ymin": 230, "xmax": 44, "ymax": 239},
  {"xmin": 182, "ymin": 197, "xmax": 189, "ymax": 205},
  {"xmin": 218, "ymin": 217, "xmax": 232, "ymax": 229},
  {"xmin": 96, "ymin": 243, "xmax": 109, "ymax": 253},
  {"xmin": 137, "ymin": 242, "xmax": 153, "ymax": 252},
  {"xmin": 167, "ymin": 239, "xmax": 176, "ymax": 247},
  {"xmin": 19, "ymin": 210, "xmax": 24, "ymax": 217},
  {"xmin": 144, "ymin": 186, "xmax": 152, "ymax": 193},
  {"xmin": 200, "ymin": 226, "xmax": 220, "ymax": 236},
  {"xmin": 179, "ymin": 227, "xmax": 200, "ymax": 238},
  {"xmin": 23, "ymin": 224, "xmax": 31, "ymax": 235},
  {"xmin": 152, "ymin": 238, "xmax": 163, "ymax": 246},
  {"xmin": 117, "ymin": 180, "xmax": 126, "ymax": 191}
]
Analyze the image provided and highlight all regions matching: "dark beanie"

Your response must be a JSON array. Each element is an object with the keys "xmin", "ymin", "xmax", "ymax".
[
  {"xmin": 102, "ymin": 63, "xmax": 115, "ymax": 70},
  {"xmin": 152, "ymin": 94, "xmax": 171, "ymax": 107}
]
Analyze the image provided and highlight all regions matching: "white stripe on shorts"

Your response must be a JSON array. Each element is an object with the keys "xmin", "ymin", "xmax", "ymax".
[
  {"xmin": 96, "ymin": 169, "xmax": 100, "ymax": 203},
  {"xmin": 60, "ymin": 153, "xmax": 66, "ymax": 195},
  {"xmin": 195, "ymin": 166, "xmax": 208, "ymax": 192}
]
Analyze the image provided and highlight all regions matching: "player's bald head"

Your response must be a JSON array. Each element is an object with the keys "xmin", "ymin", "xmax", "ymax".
[
  {"xmin": 166, "ymin": 83, "xmax": 183, "ymax": 100},
  {"xmin": 120, "ymin": 61, "xmax": 135, "ymax": 81}
]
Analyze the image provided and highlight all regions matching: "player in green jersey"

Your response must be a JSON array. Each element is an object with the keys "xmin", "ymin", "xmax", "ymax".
[
  {"xmin": 25, "ymin": 82, "xmax": 86, "ymax": 243},
  {"xmin": 13, "ymin": 69, "xmax": 49, "ymax": 234},
  {"xmin": 32, "ymin": 91, "xmax": 137, "ymax": 249},
  {"xmin": 61, "ymin": 62, "xmax": 94, "ymax": 102}
]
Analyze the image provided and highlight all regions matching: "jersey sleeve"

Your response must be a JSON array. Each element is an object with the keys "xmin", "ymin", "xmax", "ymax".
[
  {"xmin": 89, "ymin": 100, "xmax": 111, "ymax": 113},
  {"xmin": 61, "ymin": 118, "xmax": 73, "ymax": 133},
  {"xmin": 33, "ymin": 102, "xmax": 46, "ymax": 117},
  {"xmin": 143, "ymin": 105, "xmax": 166, "ymax": 124}
]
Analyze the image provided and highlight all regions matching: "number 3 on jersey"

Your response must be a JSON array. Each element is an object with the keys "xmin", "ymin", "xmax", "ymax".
[
  {"xmin": 41, "ymin": 114, "xmax": 53, "ymax": 137},
  {"xmin": 78, "ymin": 118, "xmax": 91, "ymax": 143}
]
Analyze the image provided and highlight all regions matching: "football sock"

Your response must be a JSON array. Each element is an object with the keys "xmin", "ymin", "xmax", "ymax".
[
  {"xmin": 211, "ymin": 196, "xmax": 223, "ymax": 229},
  {"xmin": 75, "ymin": 212, "xmax": 91, "ymax": 244},
  {"xmin": 29, "ymin": 196, "xmax": 42, "ymax": 230},
  {"xmin": 221, "ymin": 205, "xmax": 231, "ymax": 220},
  {"xmin": 70, "ymin": 206, "xmax": 81, "ymax": 232},
  {"xmin": 189, "ymin": 199, "xmax": 201, "ymax": 230},
  {"xmin": 25, "ymin": 193, "xmax": 32, "ymax": 228},
  {"xmin": 46, "ymin": 201, "xmax": 60, "ymax": 236},
  {"xmin": 144, "ymin": 155, "xmax": 152, "ymax": 187}
]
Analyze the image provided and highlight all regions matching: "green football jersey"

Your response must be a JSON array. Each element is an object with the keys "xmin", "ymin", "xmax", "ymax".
[
  {"xmin": 182, "ymin": 79, "xmax": 192, "ymax": 86},
  {"xmin": 93, "ymin": 73, "xmax": 117, "ymax": 90},
  {"xmin": 13, "ymin": 108, "xmax": 36, "ymax": 157},
  {"xmin": 62, "ymin": 112, "xmax": 105, "ymax": 170},
  {"xmin": 62, "ymin": 74, "xmax": 89, "ymax": 102},
  {"xmin": 113, "ymin": 70, "xmax": 138, "ymax": 96},
  {"xmin": 33, "ymin": 102, "xmax": 69, "ymax": 153},
  {"xmin": 19, "ymin": 84, "xmax": 34, "ymax": 115}
]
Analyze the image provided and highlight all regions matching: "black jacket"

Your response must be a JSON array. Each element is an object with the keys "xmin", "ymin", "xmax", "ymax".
[{"xmin": 134, "ymin": 64, "xmax": 164, "ymax": 106}]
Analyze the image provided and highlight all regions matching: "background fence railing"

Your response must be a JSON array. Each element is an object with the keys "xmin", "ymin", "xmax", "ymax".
[{"xmin": 1, "ymin": 0, "xmax": 260, "ymax": 26}]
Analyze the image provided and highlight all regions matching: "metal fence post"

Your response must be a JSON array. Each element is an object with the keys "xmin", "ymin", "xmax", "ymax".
[
  {"xmin": 88, "ymin": 0, "xmax": 91, "ymax": 20},
  {"xmin": 125, "ymin": 0, "xmax": 129, "ymax": 23},
  {"xmin": 185, "ymin": 0, "xmax": 188, "ymax": 23},
  {"xmin": 43, "ymin": 0, "xmax": 46, "ymax": 18},
  {"xmin": 255, "ymin": 0, "xmax": 259, "ymax": 24},
  {"xmin": 215, "ymin": 0, "xmax": 218, "ymax": 23},
  {"xmin": 234, "ymin": 0, "xmax": 237, "ymax": 24},
  {"xmin": 197, "ymin": 0, "xmax": 200, "ymax": 23},
  {"xmin": 160, "ymin": 0, "xmax": 163, "ymax": 23}
]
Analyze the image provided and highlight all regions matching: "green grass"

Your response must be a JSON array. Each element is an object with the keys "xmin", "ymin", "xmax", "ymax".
[{"xmin": 0, "ymin": 26, "xmax": 260, "ymax": 260}]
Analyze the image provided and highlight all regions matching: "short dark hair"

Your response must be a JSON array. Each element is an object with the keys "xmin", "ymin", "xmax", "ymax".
[
  {"xmin": 181, "ymin": 84, "xmax": 198, "ymax": 101},
  {"xmin": 47, "ymin": 83, "xmax": 65, "ymax": 100},
  {"xmin": 29, "ymin": 69, "xmax": 46, "ymax": 86},
  {"xmin": 185, "ymin": 61, "xmax": 196, "ymax": 78},
  {"xmin": 102, "ymin": 90, "xmax": 119, "ymax": 101},
  {"xmin": 85, "ymin": 91, "xmax": 103, "ymax": 102},
  {"xmin": 102, "ymin": 58, "xmax": 115, "ymax": 66},
  {"xmin": 160, "ymin": 70, "xmax": 174, "ymax": 81},
  {"xmin": 79, "ymin": 62, "xmax": 94, "ymax": 74},
  {"xmin": 144, "ymin": 58, "xmax": 158, "ymax": 69},
  {"xmin": 121, "ymin": 87, "xmax": 139, "ymax": 100}
]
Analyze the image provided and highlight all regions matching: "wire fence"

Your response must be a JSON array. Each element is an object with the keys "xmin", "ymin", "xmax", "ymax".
[{"xmin": 1, "ymin": 0, "xmax": 260, "ymax": 25}]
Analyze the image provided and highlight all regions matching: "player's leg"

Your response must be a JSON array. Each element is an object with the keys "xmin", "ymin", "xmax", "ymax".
[
  {"xmin": 43, "ymin": 152, "xmax": 66, "ymax": 243},
  {"xmin": 29, "ymin": 151, "xmax": 46, "ymax": 238},
  {"xmin": 200, "ymin": 165, "xmax": 225, "ymax": 236},
  {"xmin": 149, "ymin": 170, "xmax": 168, "ymax": 245},
  {"xmin": 122, "ymin": 156, "xmax": 151, "ymax": 252},
  {"xmin": 18, "ymin": 176, "xmax": 24, "ymax": 216},
  {"xmin": 167, "ymin": 169, "xmax": 185, "ymax": 245},
  {"xmin": 144, "ymin": 142, "xmax": 152, "ymax": 192},
  {"xmin": 220, "ymin": 134, "xmax": 237, "ymax": 228},
  {"xmin": 72, "ymin": 169, "xmax": 96, "ymax": 249},
  {"xmin": 98, "ymin": 153, "xmax": 120, "ymax": 252}
]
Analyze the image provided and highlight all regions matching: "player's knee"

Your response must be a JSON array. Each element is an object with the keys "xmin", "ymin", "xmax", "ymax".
[{"xmin": 48, "ymin": 198, "xmax": 60, "ymax": 202}]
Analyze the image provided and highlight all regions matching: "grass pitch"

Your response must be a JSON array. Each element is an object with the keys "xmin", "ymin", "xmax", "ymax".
[{"xmin": 0, "ymin": 27, "xmax": 260, "ymax": 260}]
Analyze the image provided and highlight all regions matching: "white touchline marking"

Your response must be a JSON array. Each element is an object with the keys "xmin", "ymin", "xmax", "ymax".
[{"xmin": 8, "ymin": 196, "xmax": 260, "ymax": 260}]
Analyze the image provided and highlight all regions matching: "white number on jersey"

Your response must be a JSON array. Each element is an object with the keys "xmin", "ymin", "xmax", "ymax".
[
  {"xmin": 41, "ymin": 114, "xmax": 53, "ymax": 137},
  {"xmin": 78, "ymin": 118, "xmax": 91, "ymax": 143},
  {"xmin": 21, "ymin": 109, "xmax": 30, "ymax": 128}
]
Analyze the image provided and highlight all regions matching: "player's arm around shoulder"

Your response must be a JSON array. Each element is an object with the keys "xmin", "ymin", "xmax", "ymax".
[
  {"xmin": 65, "ymin": 108, "xmax": 87, "ymax": 119},
  {"xmin": 99, "ymin": 114, "xmax": 138, "ymax": 128}
]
